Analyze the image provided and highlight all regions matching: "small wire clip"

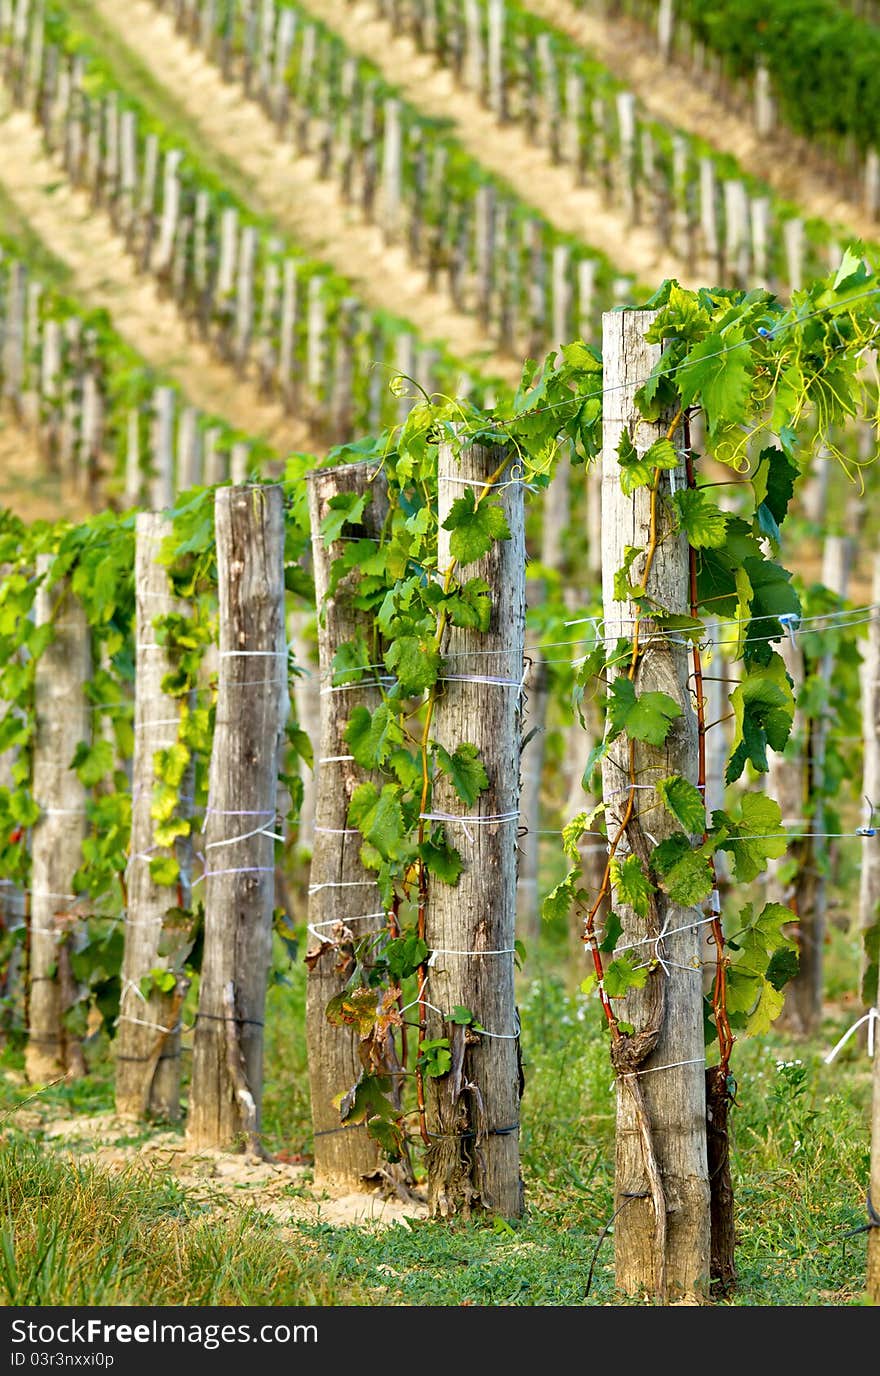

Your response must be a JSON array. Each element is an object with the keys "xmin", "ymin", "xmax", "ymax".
[
  {"xmin": 856, "ymin": 796, "xmax": 878, "ymax": 838},
  {"xmin": 779, "ymin": 612, "xmax": 800, "ymax": 648}
]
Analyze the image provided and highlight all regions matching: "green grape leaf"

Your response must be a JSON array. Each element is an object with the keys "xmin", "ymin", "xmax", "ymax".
[
  {"xmin": 643, "ymin": 283, "xmax": 712, "ymax": 343},
  {"xmin": 603, "ymin": 955, "xmax": 649, "ymax": 997},
  {"xmin": 671, "ymin": 488, "xmax": 728, "ymax": 548},
  {"xmin": 613, "ymin": 546, "xmax": 645, "ymax": 602},
  {"xmin": 69, "ymin": 738, "xmax": 115, "ymax": 787},
  {"xmin": 348, "ymin": 782, "xmax": 406, "ymax": 860},
  {"xmin": 384, "ymin": 635, "xmax": 440, "ymax": 694},
  {"xmin": 149, "ymin": 855, "xmax": 180, "ymax": 887},
  {"xmin": 153, "ymin": 817, "xmax": 190, "ymax": 848},
  {"xmin": 385, "ymin": 932, "xmax": 429, "ymax": 981},
  {"xmin": 345, "ymin": 702, "xmax": 404, "ymax": 769},
  {"xmin": 724, "ymin": 902, "xmax": 797, "ymax": 1036},
  {"xmin": 617, "ymin": 433, "xmax": 678, "ymax": 496},
  {"xmin": 332, "ymin": 635, "xmax": 372, "ymax": 686},
  {"xmin": 656, "ymin": 775, "xmax": 706, "ymax": 833},
  {"xmin": 320, "ymin": 491, "xmax": 368, "ymax": 544},
  {"xmin": 442, "ymin": 488, "xmax": 511, "ymax": 566},
  {"xmin": 611, "ymin": 854, "xmax": 653, "ymax": 917},
  {"xmin": 444, "ymin": 577, "xmax": 492, "ymax": 631},
  {"xmin": 752, "ymin": 446, "xmax": 799, "ymax": 536},
  {"xmin": 154, "ymin": 741, "xmax": 189, "ymax": 788},
  {"xmin": 726, "ymin": 654, "xmax": 795, "ymax": 782},
  {"xmin": 712, "ymin": 793, "xmax": 787, "ymax": 881},
  {"xmin": 418, "ymin": 1037, "xmax": 452, "ymax": 1077},
  {"xmin": 599, "ymin": 910, "xmax": 624, "ymax": 954},
  {"xmin": 434, "ymin": 741, "xmax": 488, "ymax": 807},
  {"xmin": 542, "ymin": 867, "xmax": 583, "ymax": 923},
  {"xmin": 607, "ymin": 677, "xmax": 682, "ymax": 747},
  {"xmin": 677, "ymin": 328, "xmax": 754, "ymax": 435},
  {"xmin": 418, "ymin": 835, "xmax": 463, "ymax": 885},
  {"xmin": 652, "ymin": 834, "xmax": 714, "ymax": 905},
  {"xmin": 561, "ymin": 803, "xmax": 604, "ymax": 861}
]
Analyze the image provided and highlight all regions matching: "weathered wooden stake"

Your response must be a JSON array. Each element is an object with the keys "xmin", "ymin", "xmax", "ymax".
[
  {"xmin": 860, "ymin": 561, "xmax": 880, "ymax": 1013},
  {"xmin": 425, "ymin": 436, "xmax": 525, "ymax": 1220},
  {"xmin": 25, "ymin": 558, "xmax": 90, "ymax": 1084},
  {"xmin": 187, "ymin": 484, "xmax": 287, "ymax": 1151},
  {"xmin": 151, "ymin": 386, "xmax": 176, "ymax": 510},
  {"xmin": 116, "ymin": 513, "xmax": 192, "ymax": 1120},
  {"xmin": 305, "ymin": 461, "xmax": 387, "ymax": 1187},
  {"xmin": 600, "ymin": 309, "xmax": 710, "ymax": 1300}
]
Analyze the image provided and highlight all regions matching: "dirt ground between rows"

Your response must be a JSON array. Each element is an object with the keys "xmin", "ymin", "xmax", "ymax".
[{"xmin": 3, "ymin": 1070, "xmax": 429, "ymax": 1231}]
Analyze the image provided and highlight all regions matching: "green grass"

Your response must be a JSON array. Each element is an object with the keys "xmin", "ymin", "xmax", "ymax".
[
  {"xmin": 0, "ymin": 939, "xmax": 873, "ymax": 1306},
  {"xmin": 0, "ymin": 1141, "xmax": 370, "ymax": 1305}
]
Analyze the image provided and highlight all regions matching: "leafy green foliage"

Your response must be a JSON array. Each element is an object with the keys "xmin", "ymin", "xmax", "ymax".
[
  {"xmin": 616, "ymin": 433, "xmax": 678, "ymax": 495},
  {"xmin": 434, "ymin": 742, "xmax": 488, "ymax": 807},
  {"xmin": 652, "ymin": 834, "xmax": 715, "ymax": 906},
  {"xmin": 418, "ymin": 1039, "xmax": 452, "ymax": 1077},
  {"xmin": 723, "ymin": 903, "xmax": 799, "ymax": 1037},
  {"xmin": 656, "ymin": 776, "xmax": 706, "ymax": 834},
  {"xmin": 610, "ymin": 854, "xmax": 653, "ymax": 917},
  {"xmin": 606, "ymin": 677, "xmax": 682, "ymax": 747},
  {"xmin": 542, "ymin": 868, "xmax": 584, "ymax": 924},
  {"xmin": 676, "ymin": 328, "xmax": 754, "ymax": 434},
  {"xmin": 713, "ymin": 795, "xmax": 787, "ymax": 882},
  {"xmin": 441, "ymin": 488, "xmax": 511, "ymax": 566},
  {"xmin": 384, "ymin": 635, "xmax": 440, "ymax": 694},
  {"xmin": 671, "ymin": 488, "xmax": 728, "ymax": 548},
  {"xmin": 727, "ymin": 653, "xmax": 796, "ymax": 782},
  {"xmin": 603, "ymin": 956, "xmax": 649, "ymax": 998}
]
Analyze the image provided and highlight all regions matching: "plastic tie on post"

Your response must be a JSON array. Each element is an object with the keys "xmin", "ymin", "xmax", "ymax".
[{"xmin": 778, "ymin": 612, "xmax": 800, "ymax": 648}]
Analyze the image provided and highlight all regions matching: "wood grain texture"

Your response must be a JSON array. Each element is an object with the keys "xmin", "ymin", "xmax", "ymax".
[
  {"xmin": 115, "ymin": 512, "xmax": 192, "ymax": 1121},
  {"xmin": 25, "ymin": 556, "xmax": 90, "ymax": 1083},
  {"xmin": 600, "ymin": 309, "xmax": 710, "ymax": 1299},
  {"xmin": 187, "ymin": 483, "xmax": 287, "ymax": 1151},
  {"xmin": 425, "ymin": 437, "xmax": 525, "ymax": 1219},
  {"xmin": 305, "ymin": 460, "xmax": 387, "ymax": 1188}
]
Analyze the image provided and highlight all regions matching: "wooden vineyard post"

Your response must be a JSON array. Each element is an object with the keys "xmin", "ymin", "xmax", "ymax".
[
  {"xmin": 860, "ymin": 560, "xmax": 880, "ymax": 1012},
  {"xmin": 657, "ymin": 0, "xmax": 675, "ymax": 61},
  {"xmin": 187, "ymin": 485, "xmax": 288, "ymax": 1152},
  {"xmin": 599, "ymin": 309, "xmax": 710, "ymax": 1299},
  {"xmin": 151, "ymin": 386, "xmax": 176, "ymax": 510},
  {"xmin": 115, "ymin": 513, "xmax": 193, "ymax": 1121},
  {"xmin": 304, "ymin": 461, "xmax": 387, "ymax": 1188},
  {"xmin": 425, "ymin": 437, "xmax": 526, "ymax": 1220},
  {"xmin": 25, "ymin": 556, "xmax": 91, "ymax": 1084}
]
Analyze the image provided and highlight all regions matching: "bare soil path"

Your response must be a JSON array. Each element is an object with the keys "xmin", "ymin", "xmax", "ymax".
[{"xmin": 83, "ymin": 0, "xmax": 522, "ymax": 387}]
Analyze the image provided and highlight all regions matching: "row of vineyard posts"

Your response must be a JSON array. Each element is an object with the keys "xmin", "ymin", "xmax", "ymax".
[
  {"xmin": 152, "ymin": 0, "xmax": 839, "ymax": 294},
  {"xmin": 0, "ymin": 0, "xmax": 854, "ymax": 422},
  {"xmin": 1, "ymin": 0, "xmax": 871, "ymax": 522},
  {"xmin": 2, "ymin": 275, "xmax": 880, "ymax": 1300}
]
